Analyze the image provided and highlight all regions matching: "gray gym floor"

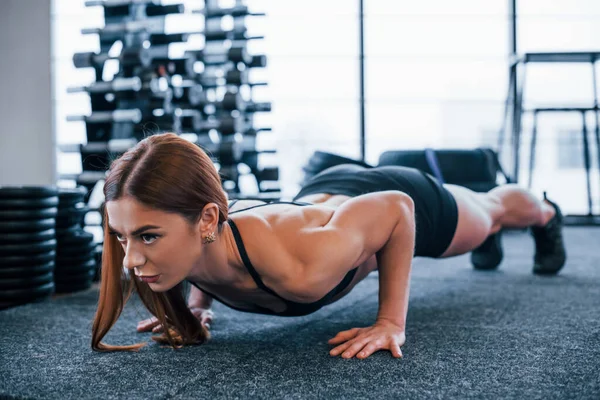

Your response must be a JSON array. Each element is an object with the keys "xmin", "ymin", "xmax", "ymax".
[{"xmin": 1, "ymin": 227, "xmax": 599, "ymax": 400}]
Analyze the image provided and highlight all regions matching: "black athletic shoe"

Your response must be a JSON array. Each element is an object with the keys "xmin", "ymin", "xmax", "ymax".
[
  {"xmin": 530, "ymin": 192, "xmax": 566, "ymax": 275},
  {"xmin": 471, "ymin": 231, "xmax": 503, "ymax": 270}
]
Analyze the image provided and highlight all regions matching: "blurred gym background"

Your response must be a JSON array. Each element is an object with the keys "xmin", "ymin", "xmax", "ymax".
[
  {"xmin": 2, "ymin": 2, "xmax": 600, "ymax": 399},
  {"xmin": 1, "ymin": 0, "xmax": 599, "ymax": 215}
]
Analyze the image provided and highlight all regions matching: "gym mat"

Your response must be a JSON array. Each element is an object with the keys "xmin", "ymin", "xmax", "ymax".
[{"xmin": 1, "ymin": 227, "xmax": 599, "ymax": 400}]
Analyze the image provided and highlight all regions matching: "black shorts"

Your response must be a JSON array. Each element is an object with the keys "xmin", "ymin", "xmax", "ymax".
[{"xmin": 293, "ymin": 164, "xmax": 459, "ymax": 258}]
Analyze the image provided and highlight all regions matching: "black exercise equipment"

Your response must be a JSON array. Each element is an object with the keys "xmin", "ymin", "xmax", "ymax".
[
  {"xmin": 301, "ymin": 151, "xmax": 374, "ymax": 185},
  {"xmin": 0, "ymin": 261, "xmax": 55, "ymax": 280},
  {"xmin": 0, "ymin": 239, "xmax": 57, "ymax": 257},
  {"xmin": 0, "ymin": 251, "xmax": 56, "ymax": 267},
  {"xmin": 61, "ymin": 0, "xmax": 274, "ymax": 233},
  {"xmin": 201, "ymin": 4, "xmax": 266, "ymax": 19},
  {"xmin": 57, "ymin": 186, "xmax": 88, "ymax": 207},
  {"xmin": 185, "ymin": 45, "xmax": 253, "ymax": 66},
  {"xmin": 1, "ymin": 229, "xmax": 56, "ymax": 244},
  {"xmin": 0, "ymin": 186, "xmax": 58, "ymax": 199},
  {"xmin": 0, "ymin": 197, "xmax": 59, "ymax": 209},
  {"xmin": 0, "ymin": 272, "xmax": 54, "ymax": 291},
  {"xmin": 0, "ymin": 208, "xmax": 58, "ymax": 221},
  {"xmin": 0, "ymin": 219, "xmax": 56, "ymax": 234},
  {"xmin": 73, "ymin": 47, "xmax": 153, "ymax": 69},
  {"xmin": 0, "ymin": 282, "xmax": 55, "ymax": 303},
  {"xmin": 378, "ymin": 148, "xmax": 510, "ymax": 193}
]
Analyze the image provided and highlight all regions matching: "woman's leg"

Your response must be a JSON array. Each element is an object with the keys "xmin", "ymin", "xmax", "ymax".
[{"xmin": 439, "ymin": 184, "xmax": 557, "ymax": 258}]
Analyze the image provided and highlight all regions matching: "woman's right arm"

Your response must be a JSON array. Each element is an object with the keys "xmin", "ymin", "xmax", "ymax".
[
  {"xmin": 137, "ymin": 284, "xmax": 214, "ymax": 333},
  {"xmin": 187, "ymin": 283, "xmax": 213, "ymax": 309}
]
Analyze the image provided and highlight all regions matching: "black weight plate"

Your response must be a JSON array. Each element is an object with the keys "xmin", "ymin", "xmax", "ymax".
[
  {"xmin": 0, "ymin": 261, "xmax": 55, "ymax": 279},
  {"xmin": 0, "ymin": 197, "xmax": 59, "ymax": 210},
  {"xmin": 55, "ymin": 220, "xmax": 84, "ymax": 230},
  {"xmin": 0, "ymin": 218, "xmax": 55, "ymax": 234},
  {"xmin": 94, "ymin": 246, "xmax": 103, "ymax": 261},
  {"xmin": 0, "ymin": 207, "xmax": 58, "ymax": 221},
  {"xmin": 57, "ymin": 202, "xmax": 87, "ymax": 216},
  {"xmin": 0, "ymin": 271, "xmax": 54, "ymax": 290},
  {"xmin": 55, "ymin": 270, "xmax": 95, "ymax": 284},
  {"xmin": 0, "ymin": 239, "xmax": 57, "ymax": 257},
  {"xmin": 0, "ymin": 250, "xmax": 56, "ymax": 267},
  {"xmin": 56, "ymin": 230, "xmax": 94, "ymax": 246},
  {"xmin": 56, "ymin": 242, "xmax": 96, "ymax": 257},
  {"xmin": 56, "ymin": 214, "xmax": 87, "ymax": 229},
  {"xmin": 55, "ymin": 280, "xmax": 92, "ymax": 294},
  {"xmin": 55, "ymin": 272, "xmax": 94, "ymax": 284},
  {"xmin": 56, "ymin": 225, "xmax": 81, "ymax": 238},
  {"xmin": 56, "ymin": 253, "xmax": 95, "ymax": 265},
  {"xmin": 0, "ymin": 281, "xmax": 55, "ymax": 301},
  {"xmin": 1, "ymin": 228, "xmax": 56, "ymax": 244},
  {"xmin": 56, "ymin": 272, "xmax": 93, "ymax": 283},
  {"xmin": 58, "ymin": 187, "xmax": 87, "ymax": 203},
  {"xmin": 55, "ymin": 258, "xmax": 96, "ymax": 274},
  {"xmin": 0, "ymin": 186, "xmax": 59, "ymax": 199}
]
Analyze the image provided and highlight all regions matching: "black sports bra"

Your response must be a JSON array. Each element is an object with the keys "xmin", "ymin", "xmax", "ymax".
[{"xmin": 187, "ymin": 199, "xmax": 359, "ymax": 317}]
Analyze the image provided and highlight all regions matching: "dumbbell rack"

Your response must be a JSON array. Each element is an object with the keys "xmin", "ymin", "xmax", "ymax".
[{"xmin": 59, "ymin": 0, "xmax": 280, "ymax": 211}]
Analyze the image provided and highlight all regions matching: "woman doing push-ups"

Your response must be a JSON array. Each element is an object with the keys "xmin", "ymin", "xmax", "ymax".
[{"xmin": 91, "ymin": 133, "xmax": 566, "ymax": 359}]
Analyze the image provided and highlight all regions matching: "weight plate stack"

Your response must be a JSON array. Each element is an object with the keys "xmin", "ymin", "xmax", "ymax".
[
  {"xmin": 54, "ymin": 229, "xmax": 96, "ymax": 294},
  {"xmin": 0, "ymin": 186, "xmax": 59, "ymax": 310}
]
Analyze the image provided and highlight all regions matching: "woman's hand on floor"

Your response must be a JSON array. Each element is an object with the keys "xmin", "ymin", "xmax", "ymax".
[
  {"xmin": 136, "ymin": 307, "xmax": 214, "ymax": 333},
  {"xmin": 328, "ymin": 320, "xmax": 405, "ymax": 359}
]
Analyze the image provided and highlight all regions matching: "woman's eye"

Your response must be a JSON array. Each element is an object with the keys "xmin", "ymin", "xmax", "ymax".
[
  {"xmin": 111, "ymin": 232, "xmax": 157, "ymax": 244},
  {"xmin": 140, "ymin": 234, "xmax": 157, "ymax": 244}
]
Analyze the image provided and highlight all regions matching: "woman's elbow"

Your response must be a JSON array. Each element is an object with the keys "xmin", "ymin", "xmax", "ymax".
[{"xmin": 387, "ymin": 192, "xmax": 414, "ymax": 217}]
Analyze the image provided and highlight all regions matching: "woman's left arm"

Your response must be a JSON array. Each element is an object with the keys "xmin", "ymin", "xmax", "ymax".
[
  {"xmin": 374, "ymin": 197, "xmax": 415, "ymax": 330},
  {"xmin": 295, "ymin": 191, "xmax": 415, "ymax": 359},
  {"xmin": 327, "ymin": 197, "xmax": 415, "ymax": 360}
]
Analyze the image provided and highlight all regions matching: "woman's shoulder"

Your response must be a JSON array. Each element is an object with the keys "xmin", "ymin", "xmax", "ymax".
[{"xmin": 225, "ymin": 202, "xmax": 337, "ymax": 293}]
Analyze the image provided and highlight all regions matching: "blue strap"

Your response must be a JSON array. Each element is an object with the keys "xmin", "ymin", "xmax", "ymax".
[{"xmin": 424, "ymin": 148, "xmax": 445, "ymax": 184}]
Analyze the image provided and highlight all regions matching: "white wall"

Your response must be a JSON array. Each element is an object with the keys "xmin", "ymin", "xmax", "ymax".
[{"xmin": 0, "ymin": 0, "xmax": 55, "ymax": 186}]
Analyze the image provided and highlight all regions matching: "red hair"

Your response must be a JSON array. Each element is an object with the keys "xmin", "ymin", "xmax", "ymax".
[{"xmin": 91, "ymin": 133, "xmax": 228, "ymax": 352}]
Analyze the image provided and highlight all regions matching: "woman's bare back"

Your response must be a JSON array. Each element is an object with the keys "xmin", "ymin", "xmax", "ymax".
[{"xmin": 200, "ymin": 193, "xmax": 379, "ymax": 314}]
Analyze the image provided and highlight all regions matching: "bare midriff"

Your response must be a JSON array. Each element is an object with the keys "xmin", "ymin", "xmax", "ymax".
[{"xmin": 198, "ymin": 193, "xmax": 379, "ymax": 314}]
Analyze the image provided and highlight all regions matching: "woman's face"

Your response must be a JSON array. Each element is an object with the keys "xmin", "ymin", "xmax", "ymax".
[{"xmin": 105, "ymin": 197, "xmax": 201, "ymax": 291}]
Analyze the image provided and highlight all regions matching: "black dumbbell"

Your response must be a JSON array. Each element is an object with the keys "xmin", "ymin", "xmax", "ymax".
[
  {"xmin": 225, "ymin": 69, "xmax": 267, "ymax": 87},
  {"xmin": 185, "ymin": 45, "xmax": 252, "ymax": 66},
  {"xmin": 73, "ymin": 47, "xmax": 152, "ymax": 69},
  {"xmin": 205, "ymin": 29, "xmax": 264, "ymax": 42},
  {"xmin": 69, "ymin": 82, "xmax": 172, "ymax": 118},
  {"xmin": 172, "ymin": 82, "xmax": 211, "ymax": 106},
  {"xmin": 67, "ymin": 109, "xmax": 142, "ymax": 124},
  {"xmin": 200, "ymin": 4, "xmax": 266, "ymax": 18},
  {"xmin": 154, "ymin": 57, "xmax": 189, "ymax": 76},
  {"xmin": 81, "ymin": 16, "xmax": 167, "ymax": 36},
  {"xmin": 174, "ymin": 109, "xmax": 246, "ymax": 135},
  {"xmin": 68, "ymin": 75, "xmax": 170, "ymax": 95},
  {"xmin": 67, "ymin": 77, "xmax": 142, "ymax": 94},
  {"xmin": 145, "ymin": 3, "xmax": 185, "ymax": 16},
  {"xmin": 171, "ymin": 86, "xmax": 240, "ymax": 111},
  {"xmin": 254, "ymin": 167, "xmax": 279, "ymax": 182},
  {"xmin": 86, "ymin": 1, "xmax": 184, "ymax": 17},
  {"xmin": 149, "ymin": 32, "xmax": 189, "ymax": 45},
  {"xmin": 249, "ymin": 55, "xmax": 267, "ymax": 68},
  {"xmin": 205, "ymin": 136, "xmax": 276, "ymax": 165},
  {"xmin": 222, "ymin": 92, "xmax": 271, "ymax": 113}
]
